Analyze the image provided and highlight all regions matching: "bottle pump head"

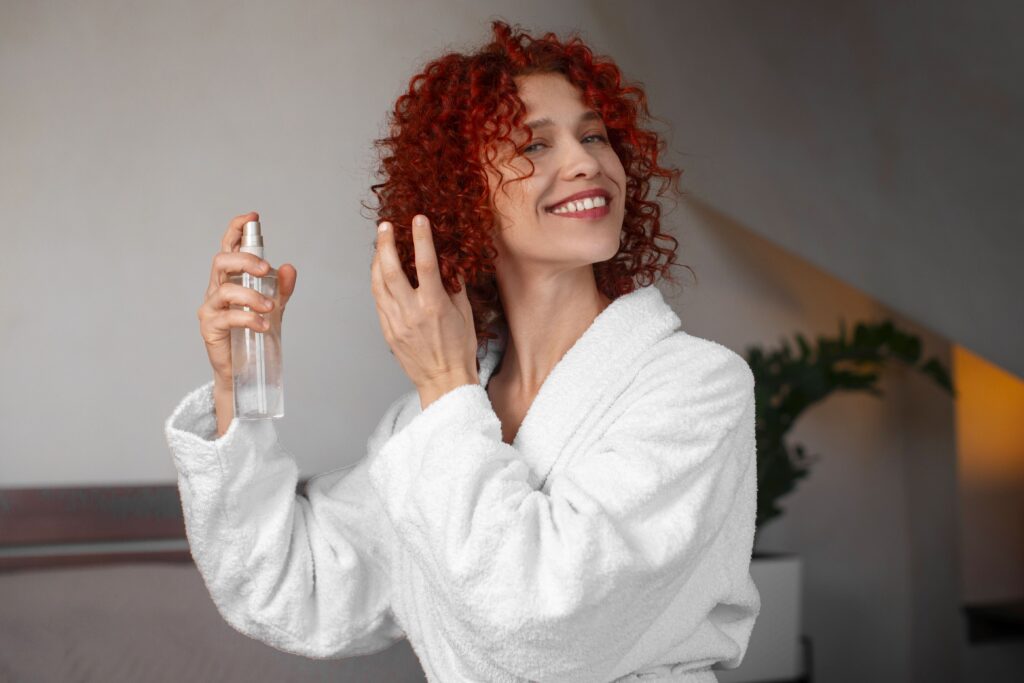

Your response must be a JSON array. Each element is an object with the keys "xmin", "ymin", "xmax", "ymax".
[{"xmin": 241, "ymin": 220, "xmax": 264, "ymax": 258}]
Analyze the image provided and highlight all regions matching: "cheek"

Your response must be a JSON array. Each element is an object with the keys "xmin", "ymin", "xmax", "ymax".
[
  {"xmin": 500, "ymin": 181, "xmax": 539, "ymax": 218},
  {"xmin": 487, "ymin": 164, "xmax": 537, "ymax": 214},
  {"xmin": 491, "ymin": 185, "xmax": 522, "ymax": 217},
  {"xmin": 524, "ymin": 180, "xmax": 545, "ymax": 214},
  {"xmin": 607, "ymin": 154, "xmax": 627, "ymax": 186}
]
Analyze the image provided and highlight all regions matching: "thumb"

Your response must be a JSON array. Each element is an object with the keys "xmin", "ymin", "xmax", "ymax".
[{"xmin": 278, "ymin": 263, "xmax": 298, "ymax": 311}]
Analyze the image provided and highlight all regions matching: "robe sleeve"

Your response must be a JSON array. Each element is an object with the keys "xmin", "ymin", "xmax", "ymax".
[
  {"xmin": 366, "ymin": 349, "xmax": 757, "ymax": 681},
  {"xmin": 163, "ymin": 380, "xmax": 407, "ymax": 659}
]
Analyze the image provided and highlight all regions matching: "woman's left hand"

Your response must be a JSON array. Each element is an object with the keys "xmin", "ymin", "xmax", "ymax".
[{"xmin": 371, "ymin": 214, "xmax": 479, "ymax": 408}]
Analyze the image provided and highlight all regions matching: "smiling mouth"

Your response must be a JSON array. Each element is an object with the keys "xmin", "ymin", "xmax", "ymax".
[
  {"xmin": 546, "ymin": 197, "xmax": 611, "ymax": 220},
  {"xmin": 548, "ymin": 193, "xmax": 610, "ymax": 218},
  {"xmin": 548, "ymin": 205, "xmax": 611, "ymax": 220}
]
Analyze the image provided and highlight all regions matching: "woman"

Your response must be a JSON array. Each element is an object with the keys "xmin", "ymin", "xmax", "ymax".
[{"xmin": 167, "ymin": 20, "xmax": 760, "ymax": 683}]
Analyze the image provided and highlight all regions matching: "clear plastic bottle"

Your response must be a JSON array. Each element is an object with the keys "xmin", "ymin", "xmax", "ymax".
[{"xmin": 228, "ymin": 219, "xmax": 285, "ymax": 419}]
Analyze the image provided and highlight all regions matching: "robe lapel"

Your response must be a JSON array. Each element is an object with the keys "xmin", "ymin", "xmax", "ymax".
[{"xmin": 475, "ymin": 284, "xmax": 682, "ymax": 491}]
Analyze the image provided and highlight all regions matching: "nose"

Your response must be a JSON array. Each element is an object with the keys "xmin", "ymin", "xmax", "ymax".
[{"xmin": 559, "ymin": 137, "xmax": 601, "ymax": 180}]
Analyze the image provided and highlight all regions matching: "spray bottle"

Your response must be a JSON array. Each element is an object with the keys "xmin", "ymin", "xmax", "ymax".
[{"xmin": 228, "ymin": 219, "xmax": 284, "ymax": 419}]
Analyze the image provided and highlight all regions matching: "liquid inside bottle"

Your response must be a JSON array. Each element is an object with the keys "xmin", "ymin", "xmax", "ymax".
[{"xmin": 228, "ymin": 269, "xmax": 284, "ymax": 419}]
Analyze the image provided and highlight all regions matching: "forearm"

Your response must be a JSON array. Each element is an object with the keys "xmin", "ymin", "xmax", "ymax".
[{"xmin": 214, "ymin": 374, "xmax": 234, "ymax": 437}]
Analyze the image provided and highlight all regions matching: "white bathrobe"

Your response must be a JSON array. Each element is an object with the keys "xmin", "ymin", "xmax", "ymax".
[{"xmin": 164, "ymin": 283, "xmax": 761, "ymax": 683}]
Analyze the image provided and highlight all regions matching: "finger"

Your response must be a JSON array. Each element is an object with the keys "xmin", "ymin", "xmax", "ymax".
[
  {"xmin": 203, "ymin": 282, "xmax": 275, "ymax": 316},
  {"xmin": 220, "ymin": 211, "xmax": 260, "ymax": 253},
  {"xmin": 209, "ymin": 250, "xmax": 268, "ymax": 293},
  {"xmin": 204, "ymin": 308, "xmax": 272, "ymax": 336},
  {"xmin": 411, "ymin": 214, "xmax": 445, "ymax": 299},
  {"xmin": 370, "ymin": 237, "xmax": 400, "ymax": 320},
  {"xmin": 370, "ymin": 247, "xmax": 399, "ymax": 343},
  {"xmin": 375, "ymin": 221, "xmax": 415, "ymax": 314}
]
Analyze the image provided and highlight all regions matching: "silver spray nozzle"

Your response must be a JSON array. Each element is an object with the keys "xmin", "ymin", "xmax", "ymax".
[{"xmin": 242, "ymin": 220, "xmax": 263, "ymax": 249}]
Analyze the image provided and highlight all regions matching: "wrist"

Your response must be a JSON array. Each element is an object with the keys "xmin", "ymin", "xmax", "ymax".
[
  {"xmin": 418, "ymin": 371, "xmax": 478, "ymax": 410},
  {"xmin": 213, "ymin": 374, "xmax": 234, "ymax": 438}
]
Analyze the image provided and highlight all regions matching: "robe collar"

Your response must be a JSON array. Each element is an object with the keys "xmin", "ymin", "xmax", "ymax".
[{"xmin": 473, "ymin": 283, "xmax": 682, "ymax": 490}]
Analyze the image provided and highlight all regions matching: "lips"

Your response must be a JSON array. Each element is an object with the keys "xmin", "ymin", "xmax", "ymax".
[{"xmin": 545, "ymin": 188, "xmax": 611, "ymax": 212}]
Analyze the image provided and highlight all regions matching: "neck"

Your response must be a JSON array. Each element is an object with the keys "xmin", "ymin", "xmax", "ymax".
[{"xmin": 490, "ymin": 267, "xmax": 612, "ymax": 397}]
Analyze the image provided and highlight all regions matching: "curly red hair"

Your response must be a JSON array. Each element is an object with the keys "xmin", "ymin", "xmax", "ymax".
[{"xmin": 363, "ymin": 19, "xmax": 688, "ymax": 354}]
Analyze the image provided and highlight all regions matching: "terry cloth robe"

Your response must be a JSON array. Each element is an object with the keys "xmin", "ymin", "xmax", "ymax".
[{"xmin": 164, "ymin": 283, "xmax": 761, "ymax": 683}]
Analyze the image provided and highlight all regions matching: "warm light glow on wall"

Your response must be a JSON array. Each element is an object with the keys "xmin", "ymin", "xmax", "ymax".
[
  {"xmin": 954, "ymin": 346, "xmax": 1024, "ymax": 485},
  {"xmin": 954, "ymin": 344, "xmax": 1024, "ymax": 603}
]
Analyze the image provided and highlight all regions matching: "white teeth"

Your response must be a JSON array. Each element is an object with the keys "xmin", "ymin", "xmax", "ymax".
[{"xmin": 551, "ymin": 195, "xmax": 608, "ymax": 214}]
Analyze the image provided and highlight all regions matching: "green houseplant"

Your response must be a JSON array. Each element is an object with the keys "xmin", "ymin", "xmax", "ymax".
[
  {"xmin": 743, "ymin": 319, "xmax": 957, "ymax": 544},
  {"xmin": 721, "ymin": 319, "xmax": 956, "ymax": 681}
]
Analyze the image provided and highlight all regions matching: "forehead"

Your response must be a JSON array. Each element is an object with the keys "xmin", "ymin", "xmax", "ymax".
[
  {"xmin": 514, "ymin": 72, "xmax": 590, "ymax": 119},
  {"xmin": 479, "ymin": 73, "xmax": 601, "ymax": 166}
]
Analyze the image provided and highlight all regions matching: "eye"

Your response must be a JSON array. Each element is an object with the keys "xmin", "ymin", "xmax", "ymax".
[{"xmin": 521, "ymin": 134, "xmax": 609, "ymax": 155}]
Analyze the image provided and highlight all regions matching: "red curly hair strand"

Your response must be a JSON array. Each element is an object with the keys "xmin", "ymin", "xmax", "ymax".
[{"xmin": 363, "ymin": 19, "xmax": 689, "ymax": 355}]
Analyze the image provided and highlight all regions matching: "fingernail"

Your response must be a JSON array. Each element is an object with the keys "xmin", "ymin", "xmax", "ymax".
[
  {"xmin": 378, "ymin": 222, "xmax": 389, "ymax": 233},
  {"xmin": 414, "ymin": 215, "xmax": 426, "ymax": 227}
]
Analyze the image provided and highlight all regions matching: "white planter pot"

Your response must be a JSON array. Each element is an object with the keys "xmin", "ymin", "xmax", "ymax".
[{"xmin": 715, "ymin": 553, "xmax": 803, "ymax": 682}]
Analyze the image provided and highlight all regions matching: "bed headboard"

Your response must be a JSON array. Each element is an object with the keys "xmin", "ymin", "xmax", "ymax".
[{"xmin": 0, "ymin": 479, "xmax": 308, "ymax": 572}]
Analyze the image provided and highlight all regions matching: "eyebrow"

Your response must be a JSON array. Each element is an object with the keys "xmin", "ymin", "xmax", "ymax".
[{"xmin": 524, "ymin": 110, "xmax": 603, "ymax": 130}]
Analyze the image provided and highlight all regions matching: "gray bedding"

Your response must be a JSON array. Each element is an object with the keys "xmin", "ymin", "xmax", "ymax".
[{"xmin": 0, "ymin": 562, "xmax": 426, "ymax": 682}]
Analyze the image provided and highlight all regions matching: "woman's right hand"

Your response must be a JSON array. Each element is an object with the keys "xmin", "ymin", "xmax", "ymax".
[{"xmin": 198, "ymin": 211, "xmax": 298, "ymax": 382}]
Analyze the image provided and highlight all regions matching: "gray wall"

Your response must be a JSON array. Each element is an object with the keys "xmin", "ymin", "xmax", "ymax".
[
  {"xmin": 644, "ymin": 1, "xmax": 1023, "ymax": 379},
  {"xmin": 3, "ymin": 1, "xmax": 1019, "ymax": 681}
]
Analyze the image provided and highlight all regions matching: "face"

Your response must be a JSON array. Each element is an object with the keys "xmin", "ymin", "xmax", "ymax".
[{"xmin": 483, "ymin": 72, "xmax": 627, "ymax": 275}]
